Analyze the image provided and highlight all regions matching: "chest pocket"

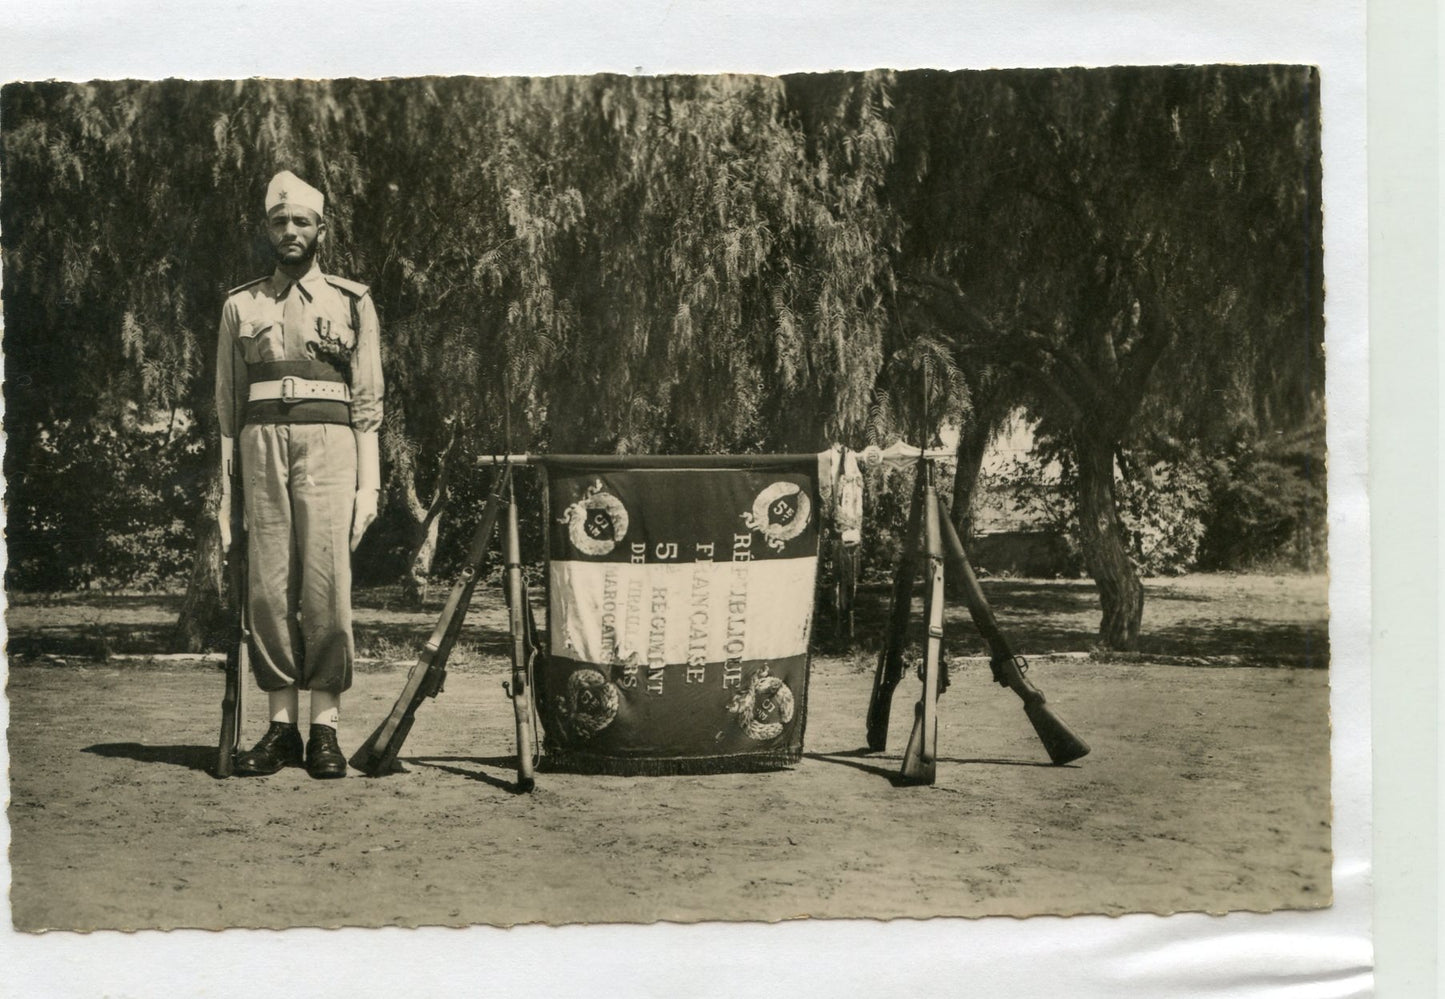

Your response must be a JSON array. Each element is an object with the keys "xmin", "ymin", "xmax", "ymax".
[{"xmin": 238, "ymin": 319, "xmax": 285, "ymax": 363}]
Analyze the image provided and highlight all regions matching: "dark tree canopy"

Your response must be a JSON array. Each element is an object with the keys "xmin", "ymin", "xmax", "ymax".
[
  {"xmin": 872, "ymin": 66, "xmax": 1322, "ymax": 646},
  {"xmin": 1, "ymin": 68, "xmax": 1323, "ymax": 649}
]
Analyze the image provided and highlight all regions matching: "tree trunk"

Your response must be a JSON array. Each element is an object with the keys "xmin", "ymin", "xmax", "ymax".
[
  {"xmin": 1074, "ymin": 432, "xmax": 1144, "ymax": 650},
  {"xmin": 402, "ymin": 509, "xmax": 443, "ymax": 605},
  {"xmin": 172, "ymin": 466, "xmax": 229, "ymax": 652},
  {"xmin": 949, "ymin": 418, "xmax": 990, "ymax": 542},
  {"xmin": 395, "ymin": 425, "xmax": 458, "ymax": 608}
]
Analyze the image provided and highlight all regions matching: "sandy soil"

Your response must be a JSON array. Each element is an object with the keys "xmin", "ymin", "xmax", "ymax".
[
  {"xmin": 8, "ymin": 674, "xmax": 1330, "ymax": 927},
  {"xmin": 6, "ymin": 574, "xmax": 1331, "ymax": 931}
]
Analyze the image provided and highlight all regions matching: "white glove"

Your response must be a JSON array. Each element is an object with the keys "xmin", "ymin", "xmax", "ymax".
[
  {"xmin": 351, "ymin": 429, "xmax": 380, "ymax": 552},
  {"xmin": 219, "ymin": 435, "xmax": 236, "ymax": 554}
]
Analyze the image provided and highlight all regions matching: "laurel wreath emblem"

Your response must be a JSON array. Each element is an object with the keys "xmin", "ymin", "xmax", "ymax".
[
  {"xmin": 727, "ymin": 666, "xmax": 796, "ymax": 741},
  {"xmin": 559, "ymin": 480, "xmax": 630, "ymax": 556},
  {"xmin": 742, "ymin": 481, "xmax": 811, "ymax": 551},
  {"xmin": 554, "ymin": 668, "xmax": 621, "ymax": 740}
]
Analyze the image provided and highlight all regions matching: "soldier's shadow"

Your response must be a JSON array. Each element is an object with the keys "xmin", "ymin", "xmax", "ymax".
[{"xmin": 83, "ymin": 742, "xmax": 214, "ymax": 772}]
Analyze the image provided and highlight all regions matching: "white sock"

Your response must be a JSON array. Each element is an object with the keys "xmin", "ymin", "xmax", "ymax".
[
  {"xmin": 310, "ymin": 691, "xmax": 340, "ymax": 730},
  {"xmin": 269, "ymin": 687, "xmax": 299, "ymax": 725}
]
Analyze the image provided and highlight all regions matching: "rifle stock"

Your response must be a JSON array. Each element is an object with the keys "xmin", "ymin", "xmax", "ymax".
[
  {"xmin": 350, "ymin": 466, "xmax": 512, "ymax": 776},
  {"xmin": 937, "ymin": 513, "xmax": 1090, "ymax": 766},
  {"xmin": 864, "ymin": 472, "xmax": 926, "ymax": 751},
  {"xmin": 995, "ymin": 655, "xmax": 1091, "ymax": 766},
  {"xmin": 216, "ymin": 484, "xmax": 246, "ymax": 779},
  {"xmin": 503, "ymin": 483, "xmax": 538, "ymax": 792}
]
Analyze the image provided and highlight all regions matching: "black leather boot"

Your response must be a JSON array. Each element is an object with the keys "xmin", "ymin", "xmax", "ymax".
[
  {"xmin": 234, "ymin": 722, "xmax": 304, "ymax": 776},
  {"xmin": 305, "ymin": 724, "xmax": 348, "ymax": 779}
]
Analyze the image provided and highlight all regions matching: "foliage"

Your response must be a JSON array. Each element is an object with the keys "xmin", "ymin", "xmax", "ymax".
[
  {"xmin": 881, "ymin": 66, "xmax": 1323, "ymax": 646},
  {"xmin": 845, "ymin": 462, "xmax": 957, "ymax": 584},
  {"xmin": 3, "ymin": 75, "xmax": 898, "ymax": 597},
  {"xmin": 994, "ymin": 445, "xmax": 1211, "ymax": 577},
  {"xmin": 5, "ymin": 418, "xmax": 201, "ymax": 590},
  {"xmin": 1197, "ymin": 426, "xmax": 1327, "ymax": 571},
  {"xmin": 0, "ymin": 69, "xmax": 1324, "ymax": 644},
  {"xmin": 887, "ymin": 66, "xmax": 1323, "ymax": 444}
]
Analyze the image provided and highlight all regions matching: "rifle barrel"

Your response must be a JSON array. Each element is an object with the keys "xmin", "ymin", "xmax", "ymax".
[
  {"xmin": 864, "ymin": 472, "xmax": 926, "ymax": 751},
  {"xmin": 504, "ymin": 485, "xmax": 538, "ymax": 792},
  {"xmin": 216, "ymin": 514, "xmax": 247, "ymax": 779},
  {"xmin": 349, "ymin": 467, "xmax": 511, "ymax": 777},
  {"xmin": 936, "ymin": 509, "xmax": 1090, "ymax": 766}
]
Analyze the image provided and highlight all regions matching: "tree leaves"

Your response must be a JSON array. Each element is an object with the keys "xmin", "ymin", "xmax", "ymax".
[{"xmin": 2, "ymin": 69, "xmax": 1323, "ymax": 604}]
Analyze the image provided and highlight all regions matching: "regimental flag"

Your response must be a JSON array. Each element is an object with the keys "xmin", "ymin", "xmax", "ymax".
[{"xmin": 541, "ymin": 461, "xmax": 819, "ymax": 774}]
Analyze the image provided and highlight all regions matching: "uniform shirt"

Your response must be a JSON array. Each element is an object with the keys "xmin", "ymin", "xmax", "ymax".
[{"xmin": 215, "ymin": 261, "xmax": 384, "ymax": 437}]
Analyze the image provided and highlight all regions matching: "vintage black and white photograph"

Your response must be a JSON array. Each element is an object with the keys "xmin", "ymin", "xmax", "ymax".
[{"xmin": 3, "ymin": 63, "xmax": 1332, "ymax": 936}]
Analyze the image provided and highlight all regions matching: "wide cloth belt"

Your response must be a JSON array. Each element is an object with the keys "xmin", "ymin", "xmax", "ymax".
[
  {"xmin": 245, "ymin": 360, "xmax": 351, "ymax": 426},
  {"xmin": 248, "ymin": 377, "xmax": 352, "ymax": 403}
]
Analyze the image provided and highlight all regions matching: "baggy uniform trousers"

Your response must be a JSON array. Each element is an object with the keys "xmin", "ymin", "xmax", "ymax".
[
  {"xmin": 216, "ymin": 264, "xmax": 383, "ymax": 696},
  {"xmin": 241, "ymin": 423, "xmax": 357, "ymax": 693}
]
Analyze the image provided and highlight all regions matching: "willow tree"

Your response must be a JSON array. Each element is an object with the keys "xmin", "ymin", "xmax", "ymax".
[
  {"xmin": 885, "ymin": 66, "xmax": 1323, "ymax": 649},
  {"xmin": 3, "ymin": 78, "xmax": 401, "ymax": 637},
  {"xmin": 307, "ymin": 74, "xmax": 898, "ymax": 596},
  {"xmin": 361, "ymin": 71, "xmax": 899, "ymax": 467},
  {"xmin": 12, "ymin": 71, "xmax": 1323, "ymax": 655},
  {"xmin": 517, "ymin": 72, "xmax": 897, "ymax": 453}
]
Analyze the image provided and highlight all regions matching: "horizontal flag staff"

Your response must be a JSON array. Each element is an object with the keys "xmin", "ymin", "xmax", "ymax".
[
  {"xmin": 476, "ymin": 444, "xmax": 955, "ymax": 470},
  {"xmin": 477, "ymin": 453, "xmax": 818, "ymax": 468}
]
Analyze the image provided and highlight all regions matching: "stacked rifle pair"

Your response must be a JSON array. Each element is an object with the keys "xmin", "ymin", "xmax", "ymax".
[
  {"xmin": 348, "ymin": 464, "xmax": 540, "ymax": 788},
  {"xmin": 865, "ymin": 459, "xmax": 1090, "ymax": 784}
]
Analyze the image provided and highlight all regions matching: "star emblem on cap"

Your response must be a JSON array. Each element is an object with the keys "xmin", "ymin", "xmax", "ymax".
[{"xmin": 278, "ymin": 189, "xmax": 289, "ymax": 201}]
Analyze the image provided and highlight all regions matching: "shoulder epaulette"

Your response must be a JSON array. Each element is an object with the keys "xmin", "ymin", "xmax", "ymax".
[
  {"xmin": 226, "ymin": 276, "xmax": 268, "ymax": 297},
  {"xmin": 323, "ymin": 274, "xmax": 370, "ymax": 298}
]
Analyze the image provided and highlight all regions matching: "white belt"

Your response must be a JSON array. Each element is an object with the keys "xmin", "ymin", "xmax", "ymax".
[{"xmin": 249, "ymin": 377, "xmax": 352, "ymax": 404}]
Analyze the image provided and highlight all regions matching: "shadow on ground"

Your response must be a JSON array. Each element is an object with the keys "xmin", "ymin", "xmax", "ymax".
[
  {"xmin": 805, "ymin": 750, "xmax": 1076, "ymax": 787},
  {"xmin": 82, "ymin": 742, "xmax": 215, "ymax": 772},
  {"xmin": 9, "ymin": 576, "xmax": 1328, "ymax": 668},
  {"xmin": 841, "ymin": 578, "xmax": 1327, "ymax": 668},
  {"xmin": 394, "ymin": 755, "xmax": 521, "ymax": 792}
]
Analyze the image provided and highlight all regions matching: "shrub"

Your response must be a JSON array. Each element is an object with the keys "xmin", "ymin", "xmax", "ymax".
[
  {"xmin": 854, "ymin": 461, "xmax": 956, "ymax": 583},
  {"xmin": 6, "ymin": 419, "xmax": 203, "ymax": 590},
  {"xmin": 1197, "ymin": 428, "xmax": 1327, "ymax": 572},
  {"xmin": 992, "ymin": 447, "xmax": 1211, "ymax": 576}
]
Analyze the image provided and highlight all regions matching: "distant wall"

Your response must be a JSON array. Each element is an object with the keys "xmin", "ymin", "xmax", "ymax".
[{"xmin": 969, "ymin": 530, "xmax": 1076, "ymax": 578}]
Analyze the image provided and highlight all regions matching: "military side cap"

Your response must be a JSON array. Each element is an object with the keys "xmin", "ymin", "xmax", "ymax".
[{"xmin": 265, "ymin": 170, "xmax": 324, "ymax": 218}]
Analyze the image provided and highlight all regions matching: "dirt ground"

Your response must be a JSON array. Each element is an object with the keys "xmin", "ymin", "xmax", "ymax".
[{"xmin": 6, "ymin": 574, "xmax": 1332, "ymax": 931}]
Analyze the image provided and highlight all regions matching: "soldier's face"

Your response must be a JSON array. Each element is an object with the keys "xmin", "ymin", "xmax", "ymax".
[{"xmin": 266, "ymin": 207, "xmax": 325, "ymax": 266}]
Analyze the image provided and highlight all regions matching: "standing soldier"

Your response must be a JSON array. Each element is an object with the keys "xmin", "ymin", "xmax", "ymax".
[{"xmin": 216, "ymin": 170, "xmax": 384, "ymax": 778}]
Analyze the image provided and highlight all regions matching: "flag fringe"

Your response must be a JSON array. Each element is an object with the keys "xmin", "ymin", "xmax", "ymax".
[{"xmin": 539, "ymin": 749, "xmax": 801, "ymax": 777}]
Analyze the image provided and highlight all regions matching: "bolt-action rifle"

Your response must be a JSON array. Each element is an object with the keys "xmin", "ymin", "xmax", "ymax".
[
  {"xmin": 501, "ymin": 475, "xmax": 539, "ymax": 792},
  {"xmin": 215, "ymin": 473, "xmax": 247, "ymax": 779},
  {"xmin": 864, "ymin": 471, "xmax": 926, "ymax": 751},
  {"xmin": 898, "ymin": 477, "xmax": 947, "ymax": 784},
  {"xmin": 350, "ymin": 464, "xmax": 512, "ymax": 776},
  {"xmin": 937, "ymin": 513, "xmax": 1090, "ymax": 765}
]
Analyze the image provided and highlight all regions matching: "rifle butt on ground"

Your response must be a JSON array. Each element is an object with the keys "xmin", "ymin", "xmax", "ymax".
[
  {"xmin": 214, "ymin": 538, "xmax": 247, "ymax": 779},
  {"xmin": 897, "ymin": 701, "xmax": 937, "ymax": 786},
  {"xmin": 1022, "ymin": 699, "xmax": 1091, "ymax": 765},
  {"xmin": 864, "ymin": 649, "xmax": 901, "ymax": 752}
]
